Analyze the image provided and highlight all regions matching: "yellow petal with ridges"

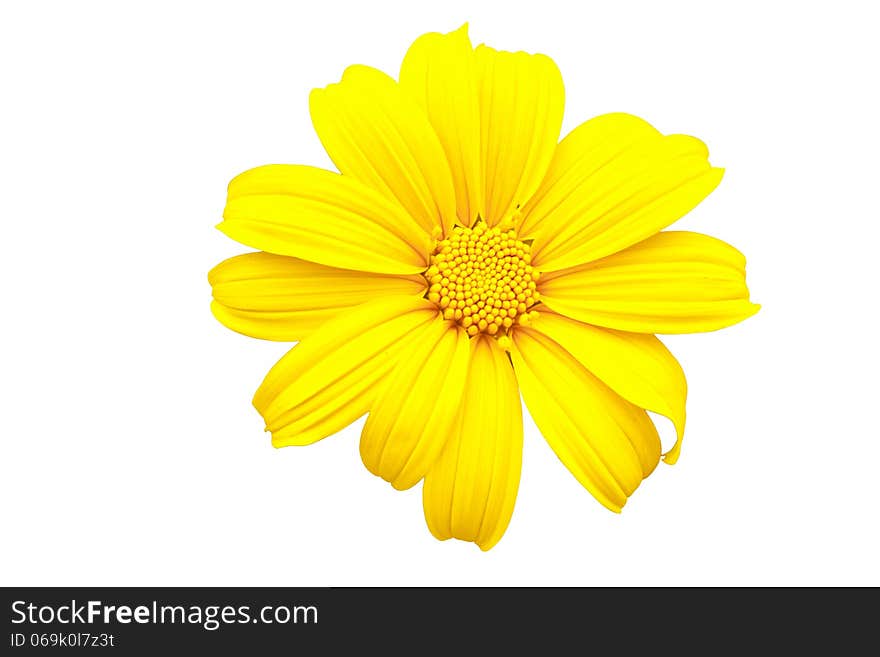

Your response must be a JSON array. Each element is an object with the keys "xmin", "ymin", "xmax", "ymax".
[
  {"xmin": 522, "ymin": 112, "xmax": 722, "ymax": 272},
  {"xmin": 476, "ymin": 44, "xmax": 564, "ymax": 226},
  {"xmin": 310, "ymin": 65, "xmax": 458, "ymax": 236},
  {"xmin": 399, "ymin": 24, "xmax": 483, "ymax": 227},
  {"xmin": 423, "ymin": 335, "xmax": 523, "ymax": 551},
  {"xmin": 254, "ymin": 296, "xmax": 437, "ymax": 447},
  {"xmin": 220, "ymin": 165, "xmax": 430, "ymax": 275},
  {"xmin": 511, "ymin": 327, "xmax": 661, "ymax": 512},
  {"xmin": 529, "ymin": 311, "xmax": 683, "ymax": 466},
  {"xmin": 360, "ymin": 317, "xmax": 470, "ymax": 491},
  {"xmin": 539, "ymin": 231, "xmax": 760, "ymax": 334},
  {"xmin": 208, "ymin": 252, "xmax": 427, "ymax": 342},
  {"xmin": 518, "ymin": 112, "xmax": 660, "ymax": 238}
]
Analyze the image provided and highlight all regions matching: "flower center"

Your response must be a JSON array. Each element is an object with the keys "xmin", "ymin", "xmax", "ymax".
[{"xmin": 424, "ymin": 222, "xmax": 540, "ymax": 337}]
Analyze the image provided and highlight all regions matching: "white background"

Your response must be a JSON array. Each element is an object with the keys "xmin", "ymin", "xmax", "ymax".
[{"xmin": 2, "ymin": 0, "xmax": 878, "ymax": 586}]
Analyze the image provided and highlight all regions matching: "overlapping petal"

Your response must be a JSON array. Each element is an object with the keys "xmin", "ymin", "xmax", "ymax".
[
  {"xmin": 528, "ymin": 311, "xmax": 687, "ymax": 464},
  {"xmin": 476, "ymin": 44, "xmax": 564, "ymax": 226},
  {"xmin": 219, "ymin": 165, "xmax": 430, "ymax": 274},
  {"xmin": 310, "ymin": 65, "xmax": 458, "ymax": 235},
  {"xmin": 520, "ymin": 113, "xmax": 723, "ymax": 272},
  {"xmin": 399, "ymin": 24, "xmax": 483, "ymax": 227},
  {"xmin": 518, "ymin": 113, "xmax": 658, "ymax": 237},
  {"xmin": 539, "ymin": 231, "xmax": 760, "ymax": 334},
  {"xmin": 423, "ymin": 335, "xmax": 523, "ymax": 550},
  {"xmin": 360, "ymin": 318, "xmax": 470, "ymax": 490},
  {"xmin": 511, "ymin": 327, "xmax": 661, "ymax": 511},
  {"xmin": 209, "ymin": 252, "xmax": 427, "ymax": 342},
  {"xmin": 253, "ymin": 297, "xmax": 438, "ymax": 447}
]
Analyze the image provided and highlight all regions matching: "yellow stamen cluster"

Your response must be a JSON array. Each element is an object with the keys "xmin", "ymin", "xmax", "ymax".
[{"xmin": 425, "ymin": 223, "xmax": 540, "ymax": 337}]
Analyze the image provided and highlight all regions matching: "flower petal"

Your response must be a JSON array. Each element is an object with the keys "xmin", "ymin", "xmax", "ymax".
[
  {"xmin": 529, "ymin": 311, "xmax": 685, "ymax": 465},
  {"xmin": 518, "ymin": 112, "xmax": 659, "ymax": 238},
  {"xmin": 220, "ymin": 165, "xmax": 431, "ymax": 275},
  {"xmin": 476, "ymin": 44, "xmax": 564, "ymax": 226},
  {"xmin": 423, "ymin": 335, "xmax": 523, "ymax": 551},
  {"xmin": 360, "ymin": 317, "xmax": 470, "ymax": 491},
  {"xmin": 510, "ymin": 326, "xmax": 661, "ymax": 512},
  {"xmin": 520, "ymin": 112, "xmax": 723, "ymax": 272},
  {"xmin": 399, "ymin": 24, "xmax": 483, "ymax": 227},
  {"xmin": 539, "ymin": 231, "xmax": 760, "ymax": 334},
  {"xmin": 310, "ymin": 65, "xmax": 458, "ymax": 236},
  {"xmin": 254, "ymin": 296, "xmax": 438, "ymax": 447},
  {"xmin": 208, "ymin": 252, "xmax": 427, "ymax": 342}
]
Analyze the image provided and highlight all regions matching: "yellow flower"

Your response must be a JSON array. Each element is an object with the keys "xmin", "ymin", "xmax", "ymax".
[{"xmin": 209, "ymin": 25, "xmax": 759, "ymax": 550}]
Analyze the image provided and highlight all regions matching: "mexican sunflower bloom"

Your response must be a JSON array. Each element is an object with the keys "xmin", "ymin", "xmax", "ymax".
[{"xmin": 209, "ymin": 25, "xmax": 758, "ymax": 550}]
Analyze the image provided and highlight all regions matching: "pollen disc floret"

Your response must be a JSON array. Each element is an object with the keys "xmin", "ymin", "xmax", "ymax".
[{"xmin": 424, "ymin": 222, "xmax": 541, "ymax": 337}]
